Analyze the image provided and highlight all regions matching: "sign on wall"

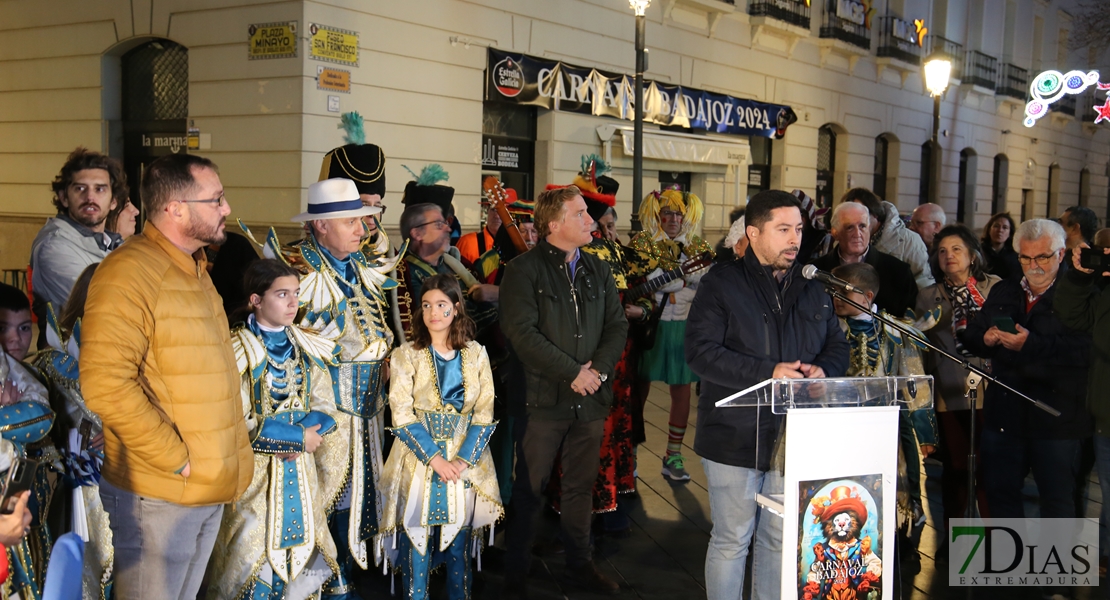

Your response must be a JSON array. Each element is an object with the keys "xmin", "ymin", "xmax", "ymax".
[
  {"xmin": 309, "ymin": 23, "xmax": 359, "ymax": 66},
  {"xmin": 317, "ymin": 66, "xmax": 351, "ymax": 93},
  {"xmin": 248, "ymin": 21, "xmax": 297, "ymax": 60},
  {"xmin": 481, "ymin": 135, "xmax": 533, "ymax": 171},
  {"xmin": 485, "ymin": 49, "xmax": 797, "ymax": 139}
]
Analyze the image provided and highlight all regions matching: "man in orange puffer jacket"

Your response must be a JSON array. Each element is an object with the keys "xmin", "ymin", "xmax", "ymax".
[{"xmin": 81, "ymin": 153, "xmax": 252, "ymax": 600}]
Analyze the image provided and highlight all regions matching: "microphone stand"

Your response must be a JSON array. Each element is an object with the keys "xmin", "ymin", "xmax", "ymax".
[
  {"xmin": 821, "ymin": 284, "xmax": 1059, "ymax": 577},
  {"xmin": 819, "ymin": 286, "xmax": 1059, "ymax": 418}
]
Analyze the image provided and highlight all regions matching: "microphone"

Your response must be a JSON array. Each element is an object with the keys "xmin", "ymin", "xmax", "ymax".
[{"xmin": 801, "ymin": 264, "xmax": 865, "ymax": 295}]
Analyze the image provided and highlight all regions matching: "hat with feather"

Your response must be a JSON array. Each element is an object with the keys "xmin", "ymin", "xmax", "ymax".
[
  {"xmin": 319, "ymin": 112, "xmax": 386, "ymax": 198},
  {"xmin": 401, "ymin": 164, "xmax": 455, "ymax": 216},
  {"xmin": 545, "ymin": 154, "xmax": 618, "ymax": 222}
]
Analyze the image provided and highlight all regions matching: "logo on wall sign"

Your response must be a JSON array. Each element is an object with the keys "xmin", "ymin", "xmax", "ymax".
[{"xmin": 493, "ymin": 57, "xmax": 525, "ymax": 98}]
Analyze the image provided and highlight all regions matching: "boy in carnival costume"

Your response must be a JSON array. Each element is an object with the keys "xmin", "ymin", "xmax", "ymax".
[
  {"xmin": 30, "ymin": 265, "xmax": 114, "ymax": 600},
  {"xmin": 207, "ymin": 259, "xmax": 346, "ymax": 599},
  {"xmin": 240, "ymin": 179, "xmax": 404, "ymax": 599},
  {"xmin": 830, "ymin": 262, "xmax": 938, "ymax": 546},
  {"xmin": 629, "ymin": 187, "xmax": 714, "ymax": 481},
  {"xmin": 377, "ymin": 274, "xmax": 501, "ymax": 599},
  {"xmin": 0, "ymin": 284, "xmax": 60, "ymax": 600}
]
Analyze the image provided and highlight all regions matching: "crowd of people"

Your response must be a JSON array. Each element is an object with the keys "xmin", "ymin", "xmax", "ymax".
[{"xmin": 0, "ymin": 117, "xmax": 1108, "ymax": 600}]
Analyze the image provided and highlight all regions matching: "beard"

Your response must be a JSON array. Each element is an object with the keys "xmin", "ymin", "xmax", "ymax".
[
  {"xmin": 771, "ymin": 246, "xmax": 800, "ymax": 271},
  {"xmin": 186, "ymin": 212, "xmax": 226, "ymax": 245},
  {"xmin": 69, "ymin": 203, "xmax": 107, "ymax": 229}
]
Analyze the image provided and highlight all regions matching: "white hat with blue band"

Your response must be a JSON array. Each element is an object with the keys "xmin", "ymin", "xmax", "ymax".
[{"xmin": 291, "ymin": 178, "xmax": 382, "ymax": 222}]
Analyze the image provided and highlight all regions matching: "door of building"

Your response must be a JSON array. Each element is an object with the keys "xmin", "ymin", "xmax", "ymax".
[{"xmin": 120, "ymin": 40, "xmax": 189, "ymax": 225}]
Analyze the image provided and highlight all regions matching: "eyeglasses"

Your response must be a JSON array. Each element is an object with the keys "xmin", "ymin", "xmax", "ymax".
[
  {"xmin": 180, "ymin": 195, "xmax": 227, "ymax": 208},
  {"xmin": 1017, "ymin": 253, "xmax": 1057, "ymax": 266},
  {"xmin": 412, "ymin": 219, "xmax": 447, "ymax": 231}
]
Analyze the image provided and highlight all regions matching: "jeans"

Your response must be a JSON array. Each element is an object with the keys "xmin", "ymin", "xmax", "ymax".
[
  {"xmin": 702, "ymin": 458, "xmax": 783, "ymax": 600},
  {"xmin": 980, "ymin": 428, "xmax": 1080, "ymax": 519},
  {"xmin": 504, "ymin": 416, "xmax": 605, "ymax": 575},
  {"xmin": 1094, "ymin": 435, "xmax": 1110, "ymax": 556},
  {"xmin": 100, "ymin": 478, "xmax": 224, "ymax": 600}
]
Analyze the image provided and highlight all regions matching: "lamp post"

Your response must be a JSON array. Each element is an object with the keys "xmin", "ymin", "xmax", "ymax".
[
  {"xmin": 630, "ymin": 0, "xmax": 650, "ymax": 232},
  {"xmin": 923, "ymin": 53, "xmax": 952, "ymax": 204}
]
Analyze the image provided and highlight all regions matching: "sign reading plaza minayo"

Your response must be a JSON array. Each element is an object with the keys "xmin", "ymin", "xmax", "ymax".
[
  {"xmin": 485, "ymin": 49, "xmax": 796, "ymax": 139},
  {"xmin": 309, "ymin": 23, "xmax": 359, "ymax": 66},
  {"xmin": 248, "ymin": 21, "xmax": 297, "ymax": 60}
]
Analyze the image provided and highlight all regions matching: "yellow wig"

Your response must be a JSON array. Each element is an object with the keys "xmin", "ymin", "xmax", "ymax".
[{"xmin": 639, "ymin": 188, "xmax": 704, "ymax": 238}]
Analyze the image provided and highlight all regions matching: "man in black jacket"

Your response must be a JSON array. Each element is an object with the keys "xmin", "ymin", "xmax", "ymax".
[
  {"xmin": 686, "ymin": 190, "xmax": 849, "ymax": 600},
  {"xmin": 809, "ymin": 201, "xmax": 918, "ymax": 318},
  {"xmin": 963, "ymin": 218, "xmax": 1092, "ymax": 519},
  {"xmin": 500, "ymin": 185, "xmax": 628, "ymax": 598}
]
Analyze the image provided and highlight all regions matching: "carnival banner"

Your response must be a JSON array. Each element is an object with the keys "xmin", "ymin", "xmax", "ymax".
[{"xmin": 485, "ymin": 49, "xmax": 797, "ymax": 139}]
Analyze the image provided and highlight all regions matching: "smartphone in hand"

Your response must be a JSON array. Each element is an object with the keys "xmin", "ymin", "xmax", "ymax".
[
  {"xmin": 0, "ymin": 458, "xmax": 37, "ymax": 515},
  {"xmin": 992, "ymin": 315, "xmax": 1019, "ymax": 335}
]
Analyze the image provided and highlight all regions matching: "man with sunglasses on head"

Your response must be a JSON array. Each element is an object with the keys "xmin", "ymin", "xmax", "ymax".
[
  {"xmin": 962, "ymin": 218, "xmax": 1092, "ymax": 525},
  {"xmin": 80, "ymin": 153, "xmax": 253, "ymax": 600},
  {"xmin": 30, "ymin": 147, "xmax": 128, "ymax": 347}
]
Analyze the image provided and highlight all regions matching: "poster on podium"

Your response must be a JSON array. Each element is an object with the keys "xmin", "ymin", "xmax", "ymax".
[{"xmin": 781, "ymin": 406, "xmax": 899, "ymax": 600}]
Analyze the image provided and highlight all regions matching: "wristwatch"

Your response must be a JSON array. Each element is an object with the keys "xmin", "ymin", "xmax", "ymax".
[{"xmin": 598, "ymin": 372, "xmax": 608, "ymax": 382}]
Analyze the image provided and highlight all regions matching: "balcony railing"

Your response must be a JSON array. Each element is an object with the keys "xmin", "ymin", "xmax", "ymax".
[
  {"xmin": 749, "ymin": 0, "xmax": 811, "ymax": 29},
  {"xmin": 876, "ymin": 16, "xmax": 923, "ymax": 65},
  {"xmin": 1081, "ymin": 93, "xmax": 1099, "ymax": 122},
  {"xmin": 997, "ymin": 64, "xmax": 1028, "ymax": 100},
  {"xmin": 820, "ymin": 0, "xmax": 871, "ymax": 50},
  {"xmin": 1052, "ymin": 95, "xmax": 1077, "ymax": 116},
  {"xmin": 925, "ymin": 35, "xmax": 964, "ymax": 80},
  {"xmin": 964, "ymin": 50, "xmax": 998, "ymax": 91}
]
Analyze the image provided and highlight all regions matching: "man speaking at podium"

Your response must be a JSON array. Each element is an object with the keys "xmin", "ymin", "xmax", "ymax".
[{"xmin": 686, "ymin": 190, "xmax": 849, "ymax": 600}]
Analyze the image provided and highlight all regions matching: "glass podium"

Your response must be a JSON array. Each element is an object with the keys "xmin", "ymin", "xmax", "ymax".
[{"xmin": 714, "ymin": 375, "xmax": 933, "ymax": 599}]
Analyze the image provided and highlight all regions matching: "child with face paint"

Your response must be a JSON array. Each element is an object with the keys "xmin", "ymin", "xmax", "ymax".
[{"xmin": 376, "ymin": 274, "xmax": 502, "ymax": 599}]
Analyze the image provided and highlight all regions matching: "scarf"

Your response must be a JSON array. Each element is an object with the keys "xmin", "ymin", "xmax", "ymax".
[{"xmin": 943, "ymin": 276, "xmax": 986, "ymax": 357}]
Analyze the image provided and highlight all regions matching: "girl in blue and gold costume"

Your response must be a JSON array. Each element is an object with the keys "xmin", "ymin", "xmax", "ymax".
[
  {"xmin": 377, "ymin": 274, "xmax": 502, "ymax": 600},
  {"xmin": 31, "ymin": 264, "xmax": 113, "ymax": 600},
  {"xmin": 207, "ymin": 260, "xmax": 346, "ymax": 600}
]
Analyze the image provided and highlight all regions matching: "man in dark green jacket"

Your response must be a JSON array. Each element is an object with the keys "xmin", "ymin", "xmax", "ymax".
[
  {"xmin": 500, "ymin": 185, "xmax": 628, "ymax": 598},
  {"xmin": 1054, "ymin": 244, "xmax": 1110, "ymax": 560}
]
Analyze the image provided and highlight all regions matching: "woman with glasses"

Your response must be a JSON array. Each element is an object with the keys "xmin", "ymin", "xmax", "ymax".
[
  {"xmin": 915, "ymin": 224, "xmax": 1001, "ymax": 559},
  {"xmin": 981, "ymin": 212, "xmax": 1021, "ymax": 281}
]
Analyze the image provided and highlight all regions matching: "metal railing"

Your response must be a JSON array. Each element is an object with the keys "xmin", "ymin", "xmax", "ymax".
[
  {"xmin": 997, "ymin": 63, "xmax": 1029, "ymax": 100},
  {"xmin": 925, "ymin": 35, "xmax": 964, "ymax": 80},
  {"xmin": 1052, "ymin": 95, "xmax": 1076, "ymax": 116},
  {"xmin": 749, "ymin": 0, "xmax": 811, "ymax": 28},
  {"xmin": 820, "ymin": 0, "xmax": 871, "ymax": 50},
  {"xmin": 876, "ymin": 15, "xmax": 923, "ymax": 65},
  {"xmin": 963, "ymin": 50, "xmax": 998, "ymax": 90},
  {"xmin": 1081, "ymin": 93, "xmax": 1099, "ymax": 122}
]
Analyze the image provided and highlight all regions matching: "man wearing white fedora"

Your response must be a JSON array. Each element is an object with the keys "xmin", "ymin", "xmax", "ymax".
[{"xmin": 245, "ymin": 177, "xmax": 402, "ymax": 599}]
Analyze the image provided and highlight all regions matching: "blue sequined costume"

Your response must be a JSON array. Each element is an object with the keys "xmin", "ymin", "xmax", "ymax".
[
  {"xmin": 207, "ymin": 316, "xmax": 346, "ymax": 600},
  {"xmin": 377, "ymin": 342, "xmax": 502, "ymax": 599}
]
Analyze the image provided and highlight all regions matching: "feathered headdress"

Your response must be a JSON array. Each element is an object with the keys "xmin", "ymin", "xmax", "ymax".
[
  {"xmin": 339, "ymin": 111, "xmax": 365, "ymax": 145},
  {"xmin": 401, "ymin": 164, "xmax": 455, "ymax": 213},
  {"xmin": 319, "ymin": 111, "xmax": 385, "ymax": 197},
  {"xmin": 545, "ymin": 154, "xmax": 618, "ymax": 222}
]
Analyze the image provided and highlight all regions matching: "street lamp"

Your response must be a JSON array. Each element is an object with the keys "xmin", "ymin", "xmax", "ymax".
[
  {"xmin": 629, "ymin": 0, "xmax": 650, "ymax": 232},
  {"xmin": 923, "ymin": 52, "xmax": 952, "ymax": 204}
]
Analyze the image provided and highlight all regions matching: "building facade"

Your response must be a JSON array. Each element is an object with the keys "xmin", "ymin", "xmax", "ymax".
[{"xmin": 1, "ymin": 0, "xmax": 1107, "ymax": 271}]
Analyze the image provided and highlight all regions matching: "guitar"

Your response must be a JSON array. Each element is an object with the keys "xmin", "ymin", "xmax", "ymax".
[
  {"xmin": 625, "ymin": 252, "xmax": 714, "ymax": 301},
  {"xmin": 481, "ymin": 176, "xmax": 530, "ymax": 255}
]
